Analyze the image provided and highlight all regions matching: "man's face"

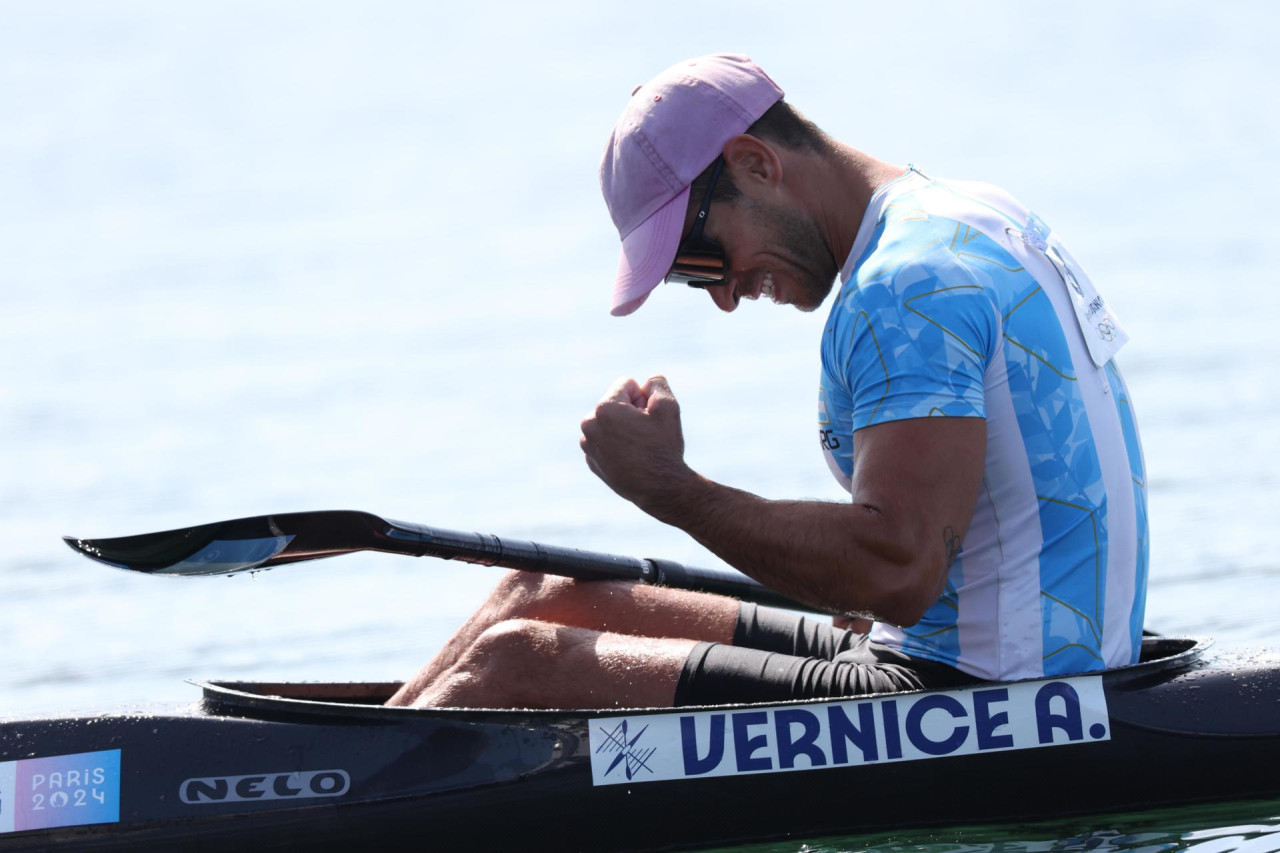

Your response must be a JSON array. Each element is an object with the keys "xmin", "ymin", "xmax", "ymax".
[{"xmin": 686, "ymin": 192, "xmax": 839, "ymax": 314}]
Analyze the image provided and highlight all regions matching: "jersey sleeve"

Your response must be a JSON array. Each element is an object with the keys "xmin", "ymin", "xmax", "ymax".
[{"xmin": 835, "ymin": 246, "xmax": 999, "ymax": 430}]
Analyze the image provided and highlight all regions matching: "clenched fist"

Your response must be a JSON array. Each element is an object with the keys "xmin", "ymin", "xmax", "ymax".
[{"xmin": 579, "ymin": 375, "xmax": 694, "ymax": 513}]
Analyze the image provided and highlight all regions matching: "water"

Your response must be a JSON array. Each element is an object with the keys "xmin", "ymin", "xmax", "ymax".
[
  {"xmin": 717, "ymin": 800, "xmax": 1280, "ymax": 853},
  {"xmin": 2, "ymin": 1, "xmax": 1278, "ymax": 848}
]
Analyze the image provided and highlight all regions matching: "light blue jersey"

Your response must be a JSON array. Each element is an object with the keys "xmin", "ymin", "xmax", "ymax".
[{"xmin": 819, "ymin": 168, "xmax": 1148, "ymax": 681}]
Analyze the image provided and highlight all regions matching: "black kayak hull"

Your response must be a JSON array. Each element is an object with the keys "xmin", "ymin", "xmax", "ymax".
[{"xmin": 2, "ymin": 637, "xmax": 1279, "ymax": 851}]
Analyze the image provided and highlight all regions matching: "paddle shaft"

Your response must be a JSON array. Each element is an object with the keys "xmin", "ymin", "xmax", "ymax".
[{"xmin": 379, "ymin": 518, "xmax": 820, "ymax": 614}]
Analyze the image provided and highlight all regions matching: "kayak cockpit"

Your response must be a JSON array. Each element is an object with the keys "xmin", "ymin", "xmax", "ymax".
[
  {"xmin": 197, "ymin": 681, "xmax": 417, "ymax": 721},
  {"xmin": 197, "ymin": 636, "xmax": 1212, "ymax": 722},
  {"xmin": 202, "ymin": 681, "xmax": 399, "ymax": 706},
  {"xmin": 1137, "ymin": 635, "xmax": 1202, "ymax": 663}
]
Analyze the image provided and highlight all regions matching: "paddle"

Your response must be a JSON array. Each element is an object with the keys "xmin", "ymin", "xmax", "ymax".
[{"xmin": 62, "ymin": 509, "xmax": 818, "ymax": 613}]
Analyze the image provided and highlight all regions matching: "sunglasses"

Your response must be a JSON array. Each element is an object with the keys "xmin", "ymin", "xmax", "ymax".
[{"xmin": 665, "ymin": 157, "xmax": 727, "ymax": 288}]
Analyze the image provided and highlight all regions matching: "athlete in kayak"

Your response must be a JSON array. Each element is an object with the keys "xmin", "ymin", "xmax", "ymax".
[{"xmin": 389, "ymin": 54, "xmax": 1148, "ymax": 709}]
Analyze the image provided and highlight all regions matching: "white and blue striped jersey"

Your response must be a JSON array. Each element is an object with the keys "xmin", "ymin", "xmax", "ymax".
[{"xmin": 819, "ymin": 168, "xmax": 1148, "ymax": 681}]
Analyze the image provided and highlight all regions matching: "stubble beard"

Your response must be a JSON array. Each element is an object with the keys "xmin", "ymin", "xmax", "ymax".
[{"xmin": 756, "ymin": 198, "xmax": 839, "ymax": 312}]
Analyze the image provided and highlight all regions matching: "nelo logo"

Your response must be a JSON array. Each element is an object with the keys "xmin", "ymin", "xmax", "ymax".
[{"xmin": 180, "ymin": 769, "xmax": 350, "ymax": 805}]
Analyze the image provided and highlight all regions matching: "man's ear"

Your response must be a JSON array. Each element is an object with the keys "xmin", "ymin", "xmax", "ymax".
[{"xmin": 722, "ymin": 134, "xmax": 783, "ymax": 190}]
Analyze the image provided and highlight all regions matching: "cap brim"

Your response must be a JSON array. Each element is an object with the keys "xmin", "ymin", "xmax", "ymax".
[{"xmin": 610, "ymin": 185, "xmax": 690, "ymax": 316}]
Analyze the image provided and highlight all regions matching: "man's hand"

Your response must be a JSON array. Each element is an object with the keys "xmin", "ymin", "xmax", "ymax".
[{"xmin": 579, "ymin": 376, "xmax": 694, "ymax": 512}]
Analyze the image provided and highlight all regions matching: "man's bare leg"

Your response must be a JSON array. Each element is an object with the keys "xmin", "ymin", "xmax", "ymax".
[
  {"xmin": 387, "ymin": 572, "xmax": 738, "ymax": 706},
  {"xmin": 410, "ymin": 619, "xmax": 698, "ymax": 710}
]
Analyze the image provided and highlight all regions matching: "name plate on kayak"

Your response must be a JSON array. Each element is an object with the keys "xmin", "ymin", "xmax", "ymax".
[
  {"xmin": 0, "ymin": 749, "xmax": 121, "ymax": 834},
  {"xmin": 589, "ymin": 676, "xmax": 1108, "ymax": 786}
]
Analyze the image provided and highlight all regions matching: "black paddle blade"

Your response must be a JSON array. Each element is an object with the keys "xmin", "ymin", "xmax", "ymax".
[{"xmin": 62, "ymin": 511, "xmax": 389, "ymax": 576}]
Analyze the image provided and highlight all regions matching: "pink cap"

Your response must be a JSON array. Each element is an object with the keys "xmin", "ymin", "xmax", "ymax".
[{"xmin": 600, "ymin": 55, "xmax": 784, "ymax": 316}]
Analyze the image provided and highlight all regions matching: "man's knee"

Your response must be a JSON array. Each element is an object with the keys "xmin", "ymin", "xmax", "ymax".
[
  {"xmin": 445, "ymin": 619, "xmax": 576, "ymax": 706},
  {"xmin": 492, "ymin": 571, "xmax": 570, "ymax": 606},
  {"xmin": 491, "ymin": 571, "xmax": 629, "ymax": 619},
  {"xmin": 472, "ymin": 617, "xmax": 559, "ymax": 657},
  {"xmin": 461, "ymin": 618, "xmax": 567, "ymax": 683}
]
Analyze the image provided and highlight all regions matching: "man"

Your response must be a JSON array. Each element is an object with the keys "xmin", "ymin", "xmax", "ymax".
[{"xmin": 388, "ymin": 54, "xmax": 1148, "ymax": 710}]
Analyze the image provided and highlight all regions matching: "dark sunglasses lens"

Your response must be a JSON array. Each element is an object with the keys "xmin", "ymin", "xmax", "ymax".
[
  {"xmin": 666, "ymin": 238, "xmax": 726, "ymax": 287},
  {"xmin": 666, "ymin": 255, "xmax": 725, "ymax": 287}
]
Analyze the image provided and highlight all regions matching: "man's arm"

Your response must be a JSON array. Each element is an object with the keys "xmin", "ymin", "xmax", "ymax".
[{"xmin": 580, "ymin": 376, "xmax": 986, "ymax": 626}]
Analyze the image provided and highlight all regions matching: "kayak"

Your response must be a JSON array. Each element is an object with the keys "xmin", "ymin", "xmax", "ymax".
[{"xmin": 2, "ymin": 635, "xmax": 1279, "ymax": 851}]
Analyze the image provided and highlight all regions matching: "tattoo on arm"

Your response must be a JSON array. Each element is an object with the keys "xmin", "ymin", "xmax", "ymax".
[{"xmin": 943, "ymin": 525, "xmax": 962, "ymax": 568}]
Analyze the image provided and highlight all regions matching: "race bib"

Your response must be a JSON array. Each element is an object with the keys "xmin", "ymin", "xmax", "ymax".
[{"xmin": 1014, "ymin": 213, "xmax": 1128, "ymax": 367}]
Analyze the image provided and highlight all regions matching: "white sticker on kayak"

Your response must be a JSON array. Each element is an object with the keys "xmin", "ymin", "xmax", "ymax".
[
  {"xmin": 589, "ymin": 676, "xmax": 1108, "ymax": 786},
  {"xmin": 0, "ymin": 749, "xmax": 121, "ymax": 833}
]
